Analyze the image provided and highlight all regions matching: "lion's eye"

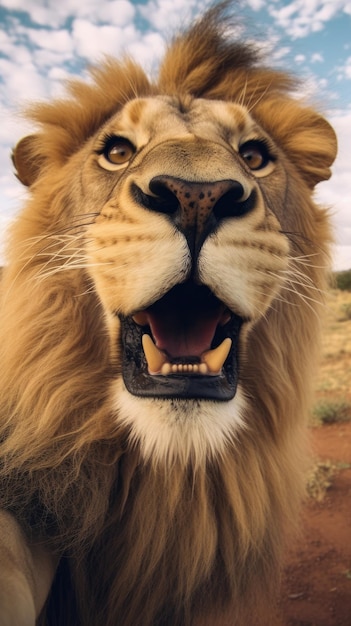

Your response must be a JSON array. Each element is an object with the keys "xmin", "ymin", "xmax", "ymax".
[
  {"xmin": 97, "ymin": 136, "xmax": 136, "ymax": 170},
  {"xmin": 105, "ymin": 137, "xmax": 135, "ymax": 164},
  {"xmin": 239, "ymin": 140, "xmax": 271, "ymax": 171}
]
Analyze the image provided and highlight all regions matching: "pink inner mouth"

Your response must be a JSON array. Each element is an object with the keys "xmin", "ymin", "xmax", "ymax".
[
  {"xmin": 146, "ymin": 306, "xmax": 226, "ymax": 358},
  {"xmin": 132, "ymin": 283, "xmax": 231, "ymax": 364},
  {"xmin": 128, "ymin": 283, "xmax": 239, "ymax": 383}
]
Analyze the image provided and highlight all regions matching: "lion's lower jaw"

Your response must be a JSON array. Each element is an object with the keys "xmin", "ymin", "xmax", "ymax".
[{"xmin": 114, "ymin": 379, "xmax": 247, "ymax": 467}]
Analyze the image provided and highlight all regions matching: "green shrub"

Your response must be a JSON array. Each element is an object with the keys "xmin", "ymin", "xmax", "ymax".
[
  {"xmin": 334, "ymin": 270, "xmax": 351, "ymax": 291},
  {"xmin": 312, "ymin": 400, "xmax": 350, "ymax": 425}
]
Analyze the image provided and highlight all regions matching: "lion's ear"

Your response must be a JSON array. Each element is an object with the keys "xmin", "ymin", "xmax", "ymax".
[
  {"xmin": 255, "ymin": 101, "xmax": 337, "ymax": 189},
  {"xmin": 293, "ymin": 115, "xmax": 338, "ymax": 188},
  {"xmin": 12, "ymin": 135, "xmax": 46, "ymax": 187}
]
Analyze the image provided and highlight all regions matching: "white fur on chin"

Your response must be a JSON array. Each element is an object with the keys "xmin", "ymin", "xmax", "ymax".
[{"xmin": 114, "ymin": 380, "xmax": 247, "ymax": 467}]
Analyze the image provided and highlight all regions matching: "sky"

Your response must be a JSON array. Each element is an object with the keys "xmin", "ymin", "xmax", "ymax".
[{"xmin": 0, "ymin": 0, "xmax": 350, "ymax": 270}]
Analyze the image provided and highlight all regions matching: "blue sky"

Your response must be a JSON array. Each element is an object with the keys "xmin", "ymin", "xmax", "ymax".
[{"xmin": 0, "ymin": 0, "xmax": 350, "ymax": 269}]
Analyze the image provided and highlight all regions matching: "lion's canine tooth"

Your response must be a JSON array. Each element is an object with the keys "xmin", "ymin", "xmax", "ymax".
[
  {"xmin": 202, "ymin": 338, "xmax": 232, "ymax": 374},
  {"xmin": 142, "ymin": 334, "xmax": 167, "ymax": 374}
]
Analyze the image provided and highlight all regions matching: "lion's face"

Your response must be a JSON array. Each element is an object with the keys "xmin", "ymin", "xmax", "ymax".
[
  {"xmin": 11, "ymin": 85, "xmax": 335, "ymax": 463},
  {"xmin": 79, "ymin": 97, "xmax": 288, "ymax": 409},
  {"xmin": 10, "ymin": 73, "xmax": 337, "ymax": 464}
]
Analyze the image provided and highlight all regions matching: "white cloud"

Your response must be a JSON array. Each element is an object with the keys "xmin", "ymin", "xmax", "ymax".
[
  {"xmin": 271, "ymin": 45, "xmax": 291, "ymax": 61},
  {"xmin": 0, "ymin": 39, "xmax": 33, "ymax": 68},
  {"xmin": 126, "ymin": 32, "xmax": 166, "ymax": 71},
  {"xmin": 331, "ymin": 244, "xmax": 351, "ymax": 271},
  {"xmin": 72, "ymin": 19, "xmax": 113, "ymax": 58},
  {"xmin": 0, "ymin": 0, "xmax": 66, "ymax": 28},
  {"xmin": 0, "ymin": 57, "xmax": 48, "ymax": 104},
  {"xmin": 269, "ymin": 0, "xmax": 351, "ymax": 39},
  {"xmin": 0, "ymin": 0, "xmax": 136, "ymax": 28},
  {"xmin": 0, "ymin": 25, "xmax": 12, "ymax": 48},
  {"xmin": 246, "ymin": 0, "xmax": 266, "ymax": 10},
  {"xmin": 318, "ymin": 77, "xmax": 329, "ymax": 89},
  {"xmin": 71, "ymin": 19, "xmax": 138, "ymax": 60},
  {"xmin": 316, "ymin": 109, "xmax": 351, "ymax": 270},
  {"xmin": 0, "ymin": 107, "xmax": 30, "ymax": 245},
  {"xmin": 96, "ymin": 0, "xmax": 136, "ymax": 26},
  {"xmin": 20, "ymin": 26, "xmax": 74, "ymax": 55},
  {"xmin": 311, "ymin": 52, "xmax": 324, "ymax": 63},
  {"xmin": 31, "ymin": 48, "xmax": 72, "ymax": 71},
  {"xmin": 337, "ymin": 56, "xmax": 351, "ymax": 80},
  {"xmin": 139, "ymin": 0, "xmax": 212, "ymax": 32}
]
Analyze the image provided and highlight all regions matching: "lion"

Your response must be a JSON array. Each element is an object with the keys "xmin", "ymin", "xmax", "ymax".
[{"xmin": 0, "ymin": 4, "xmax": 337, "ymax": 626}]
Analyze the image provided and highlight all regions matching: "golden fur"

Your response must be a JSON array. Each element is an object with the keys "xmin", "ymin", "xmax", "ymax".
[{"xmin": 0, "ymin": 5, "xmax": 337, "ymax": 625}]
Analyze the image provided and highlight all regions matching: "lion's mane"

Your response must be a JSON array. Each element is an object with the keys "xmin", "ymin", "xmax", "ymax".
[{"xmin": 0, "ymin": 5, "xmax": 336, "ymax": 626}]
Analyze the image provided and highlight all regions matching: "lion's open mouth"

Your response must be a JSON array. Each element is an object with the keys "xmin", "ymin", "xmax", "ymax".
[{"xmin": 120, "ymin": 282, "xmax": 243, "ymax": 400}]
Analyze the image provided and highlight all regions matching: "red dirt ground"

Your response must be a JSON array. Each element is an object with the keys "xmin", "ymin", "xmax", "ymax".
[{"xmin": 280, "ymin": 421, "xmax": 351, "ymax": 626}]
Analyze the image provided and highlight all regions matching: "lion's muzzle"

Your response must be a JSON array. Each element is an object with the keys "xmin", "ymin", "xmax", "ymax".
[{"xmin": 119, "ymin": 174, "xmax": 251, "ymax": 401}]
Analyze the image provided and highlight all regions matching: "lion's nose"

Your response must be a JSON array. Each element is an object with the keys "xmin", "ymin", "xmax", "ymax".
[{"xmin": 143, "ymin": 175, "xmax": 254, "ymax": 253}]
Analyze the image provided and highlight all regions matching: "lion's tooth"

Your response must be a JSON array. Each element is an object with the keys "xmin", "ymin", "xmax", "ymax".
[
  {"xmin": 202, "ymin": 338, "xmax": 232, "ymax": 374},
  {"xmin": 142, "ymin": 334, "xmax": 167, "ymax": 374},
  {"xmin": 133, "ymin": 312, "xmax": 148, "ymax": 326},
  {"xmin": 142, "ymin": 336, "xmax": 231, "ymax": 377}
]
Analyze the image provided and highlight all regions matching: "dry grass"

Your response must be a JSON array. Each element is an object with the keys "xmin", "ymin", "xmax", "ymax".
[
  {"xmin": 311, "ymin": 400, "xmax": 350, "ymax": 425},
  {"xmin": 315, "ymin": 289, "xmax": 351, "ymax": 399},
  {"xmin": 306, "ymin": 461, "xmax": 336, "ymax": 501},
  {"xmin": 307, "ymin": 287, "xmax": 351, "ymax": 498}
]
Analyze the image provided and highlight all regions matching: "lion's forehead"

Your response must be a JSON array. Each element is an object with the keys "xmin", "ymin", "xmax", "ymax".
[{"xmin": 101, "ymin": 96, "xmax": 256, "ymax": 146}]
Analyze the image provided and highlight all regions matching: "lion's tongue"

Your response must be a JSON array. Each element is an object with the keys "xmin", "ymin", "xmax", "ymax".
[{"xmin": 146, "ymin": 308, "xmax": 221, "ymax": 359}]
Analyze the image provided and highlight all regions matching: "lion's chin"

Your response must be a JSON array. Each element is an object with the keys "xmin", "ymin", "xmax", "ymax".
[{"xmin": 119, "ymin": 282, "xmax": 243, "ymax": 401}]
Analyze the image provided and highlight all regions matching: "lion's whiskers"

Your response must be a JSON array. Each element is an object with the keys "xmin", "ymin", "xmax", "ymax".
[
  {"xmin": 5, "ymin": 213, "xmax": 100, "ymax": 287},
  {"xmin": 252, "ymin": 251, "xmax": 329, "ymax": 317},
  {"xmin": 35, "ymin": 261, "xmax": 108, "ymax": 282},
  {"xmin": 33, "ymin": 242, "xmax": 110, "ymax": 281}
]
